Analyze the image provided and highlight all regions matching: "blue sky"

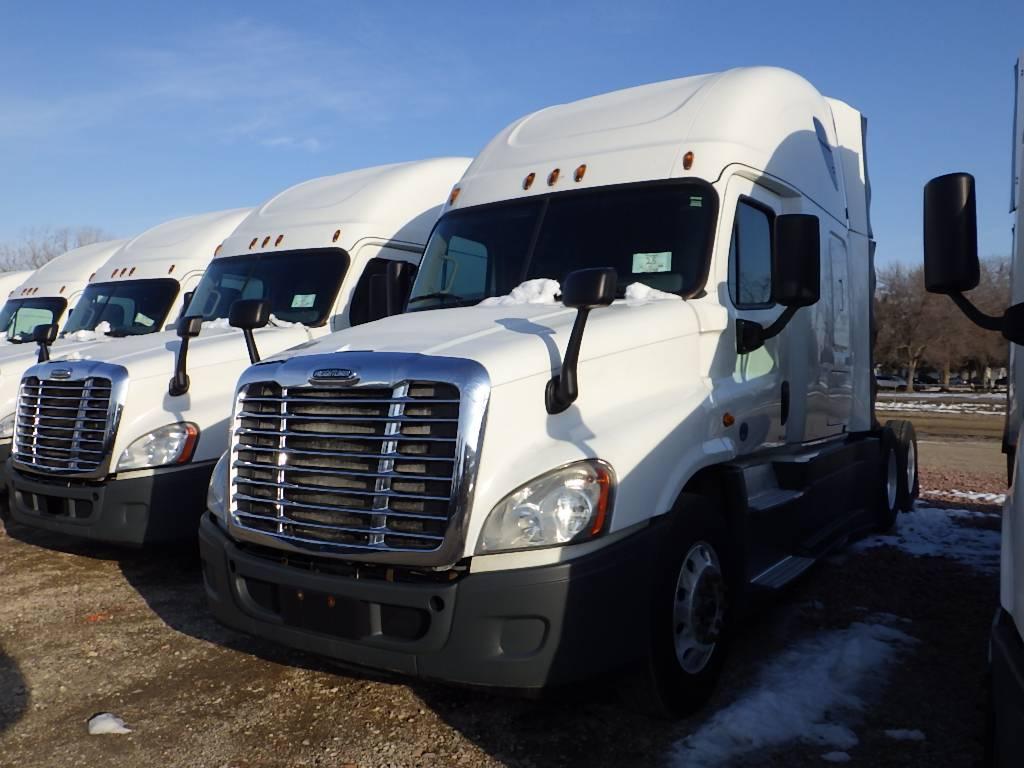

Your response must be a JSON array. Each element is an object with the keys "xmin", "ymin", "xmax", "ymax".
[{"xmin": 1, "ymin": 0, "xmax": 1021, "ymax": 266}]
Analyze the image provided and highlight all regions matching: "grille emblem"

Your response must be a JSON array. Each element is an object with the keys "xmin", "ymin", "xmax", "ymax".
[
  {"xmin": 50, "ymin": 368, "xmax": 72, "ymax": 380},
  {"xmin": 310, "ymin": 368, "xmax": 359, "ymax": 385}
]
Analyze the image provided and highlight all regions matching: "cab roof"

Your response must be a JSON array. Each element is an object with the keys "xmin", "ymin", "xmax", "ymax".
[{"xmin": 10, "ymin": 240, "xmax": 127, "ymax": 301}]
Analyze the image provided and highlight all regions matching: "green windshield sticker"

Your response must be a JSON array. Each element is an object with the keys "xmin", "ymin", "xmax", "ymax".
[
  {"xmin": 291, "ymin": 294, "xmax": 316, "ymax": 308},
  {"xmin": 632, "ymin": 252, "xmax": 672, "ymax": 273}
]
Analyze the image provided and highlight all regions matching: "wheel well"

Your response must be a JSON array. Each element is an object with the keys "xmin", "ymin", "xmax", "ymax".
[{"xmin": 679, "ymin": 463, "xmax": 747, "ymax": 536}]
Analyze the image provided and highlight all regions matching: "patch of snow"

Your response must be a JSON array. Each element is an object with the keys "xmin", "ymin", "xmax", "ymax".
[
  {"xmin": 203, "ymin": 318, "xmax": 233, "ymax": 330},
  {"xmin": 65, "ymin": 321, "xmax": 114, "ymax": 343},
  {"xmin": 853, "ymin": 504, "xmax": 1001, "ymax": 573},
  {"xmin": 268, "ymin": 313, "xmax": 301, "ymax": 328},
  {"xmin": 87, "ymin": 712, "xmax": 131, "ymax": 735},
  {"xmin": 822, "ymin": 753, "xmax": 851, "ymax": 763},
  {"xmin": 624, "ymin": 282, "xmax": 682, "ymax": 304},
  {"xmin": 884, "ymin": 729, "xmax": 926, "ymax": 742},
  {"xmin": 876, "ymin": 399, "xmax": 1004, "ymax": 415},
  {"xmin": 922, "ymin": 489, "xmax": 1006, "ymax": 505},
  {"xmin": 672, "ymin": 619, "xmax": 916, "ymax": 767},
  {"xmin": 478, "ymin": 279, "xmax": 560, "ymax": 306}
]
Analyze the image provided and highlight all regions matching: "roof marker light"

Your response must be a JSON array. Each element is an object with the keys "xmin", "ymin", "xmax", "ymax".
[
  {"xmin": 59, "ymin": 285, "xmax": 65, "ymax": 294},
  {"xmin": 261, "ymin": 236, "xmax": 270, "ymax": 248},
  {"xmin": 332, "ymin": 229, "xmax": 341, "ymax": 243},
  {"xmin": 523, "ymin": 172, "xmax": 535, "ymax": 190},
  {"xmin": 214, "ymin": 244, "xmax": 223, "ymax": 257},
  {"xmin": 129, "ymin": 267, "xmax": 136, "ymax": 276},
  {"xmin": 249, "ymin": 238, "xmax": 258, "ymax": 250},
  {"xmin": 574, "ymin": 164, "xmax": 587, "ymax": 182},
  {"xmin": 683, "ymin": 151, "xmax": 694, "ymax": 170},
  {"xmin": 547, "ymin": 168, "xmax": 560, "ymax": 186},
  {"xmin": 88, "ymin": 272, "xmax": 95, "ymax": 281},
  {"xmin": 448, "ymin": 186, "xmax": 461, "ymax": 205},
  {"xmin": 168, "ymin": 264, "xmax": 176, "ymax": 275},
  {"xmin": 119, "ymin": 267, "xmax": 128, "ymax": 277},
  {"xmin": 275, "ymin": 234, "xmax": 284, "ymax": 246}
]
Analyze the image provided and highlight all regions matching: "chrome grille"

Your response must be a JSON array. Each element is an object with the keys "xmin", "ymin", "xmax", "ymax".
[
  {"xmin": 15, "ymin": 376, "xmax": 114, "ymax": 474},
  {"xmin": 231, "ymin": 380, "xmax": 461, "ymax": 553}
]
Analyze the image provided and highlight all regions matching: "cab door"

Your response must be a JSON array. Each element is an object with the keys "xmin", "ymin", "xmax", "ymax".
[{"xmin": 827, "ymin": 235, "xmax": 853, "ymax": 427}]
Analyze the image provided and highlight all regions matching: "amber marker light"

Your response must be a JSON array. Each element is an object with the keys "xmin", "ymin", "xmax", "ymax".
[
  {"xmin": 175, "ymin": 422, "xmax": 200, "ymax": 464},
  {"xmin": 547, "ymin": 168, "xmax": 560, "ymax": 186},
  {"xmin": 214, "ymin": 244, "xmax": 223, "ymax": 257},
  {"xmin": 59, "ymin": 285, "xmax": 65, "ymax": 294},
  {"xmin": 261, "ymin": 236, "xmax": 271, "ymax": 248},
  {"xmin": 332, "ymin": 229, "xmax": 341, "ymax": 243},
  {"xmin": 129, "ymin": 267, "xmax": 136, "ymax": 276},
  {"xmin": 723, "ymin": 412, "xmax": 735, "ymax": 427},
  {"xmin": 275, "ymin": 234, "xmax": 284, "ymax": 246},
  {"xmin": 448, "ymin": 186, "xmax": 461, "ymax": 205},
  {"xmin": 683, "ymin": 151, "xmax": 695, "ymax": 170},
  {"xmin": 523, "ymin": 172, "xmax": 536, "ymax": 190},
  {"xmin": 88, "ymin": 272, "xmax": 95, "ymax": 281},
  {"xmin": 574, "ymin": 164, "xmax": 587, "ymax": 182},
  {"xmin": 589, "ymin": 465, "xmax": 613, "ymax": 536},
  {"xmin": 249, "ymin": 238, "xmax": 258, "ymax": 250},
  {"xmin": 168, "ymin": 264, "xmax": 176, "ymax": 274}
]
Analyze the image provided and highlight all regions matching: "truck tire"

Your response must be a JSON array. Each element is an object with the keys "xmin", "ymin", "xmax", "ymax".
[
  {"xmin": 875, "ymin": 427, "xmax": 901, "ymax": 532},
  {"xmin": 631, "ymin": 495, "xmax": 735, "ymax": 717},
  {"xmin": 885, "ymin": 419, "xmax": 919, "ymax": 511}
]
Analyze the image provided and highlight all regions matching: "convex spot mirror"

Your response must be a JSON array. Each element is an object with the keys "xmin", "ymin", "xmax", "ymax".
[
  {"xmin": 923, "ymin": 172, "xmax": 979, "ymax": 294},
  {"xmin": 771, "ymin": 213, "xmax": 821, "ymax": 307},
  {"xmin": 229, "ymin": 299, "xmax": 271, "ymax": 330}
]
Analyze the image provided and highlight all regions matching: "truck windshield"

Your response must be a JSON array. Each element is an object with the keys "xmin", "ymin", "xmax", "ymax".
[
  {"xmin": 61, "ymin": 278, "xmax": 180, "ymax": 337},
  {"xmin": 0, "ymin": 297, "xmax": 68, "ymax": 342},
  {"xmin": 187, "ymin": 248, "xmax": 348, "ymax": 326},
  {"xmin": 408, "ymin": 180, "xmax": 718, "ymax": 309}
]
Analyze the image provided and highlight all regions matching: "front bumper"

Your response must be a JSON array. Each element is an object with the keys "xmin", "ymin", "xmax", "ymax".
[
  {"xmin": 200, "ymin": 514, "xmax": 659, "ymax": 689},
  {"xmin": 991, "ymin": 608, "xmax": 1024, "ymax": 767},
  {"xmin": 6, "ymin": 460, "xmax": 216, "ymax": 545}
]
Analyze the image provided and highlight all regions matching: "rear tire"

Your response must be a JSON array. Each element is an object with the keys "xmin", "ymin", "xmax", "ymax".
[
  {"xmin": 885, "ymin": 419, "xmax": 919, "ymax": 511},
  {"xmin": 875, "ymin": 427, "xmax": 900, "ymax": 532},
  {"xmin": 632, "ymin": 495, "xmax": 735, "ymax": 717}
]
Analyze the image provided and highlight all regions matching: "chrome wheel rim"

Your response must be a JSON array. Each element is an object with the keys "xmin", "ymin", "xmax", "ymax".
[
  {"xmin": 886, "ymin": 450, "xmax": 898, "ymax": 510},
  {"xmin": 906, "ymin": 440, "xmax": 916, "ymax": 498},
  {"xmin": 673, "ymin": 541, "xmax": 726, "ymax": 674}
]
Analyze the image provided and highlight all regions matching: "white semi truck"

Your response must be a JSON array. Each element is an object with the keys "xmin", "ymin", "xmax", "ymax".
[
  {"xmin": 6, "ymin": 159, "xmax": 471, "ymax": 545},
  {"xmin": 199, "ymin": 67, "xmax": 916, "ymax": 711},
  {"xmin": 920, "ymin": 54, "xmax": 1024, "ymax": 768},
  {"xmin": 0, "ymin": 269, "xmax": 37, "ymax": 331},
  {"xmin": 0, "ymin": 212, "xmax": 247, "ymax": 474}
]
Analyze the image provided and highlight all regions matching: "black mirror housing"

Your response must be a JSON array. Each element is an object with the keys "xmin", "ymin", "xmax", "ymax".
[
  {"xmin": 561, "ymin": 267, "xmax": 617, "ymax": 309},
  {"xmin": 923, "ymin": 172, "xmax": 979, "ymax": 294},
  {"xmin": 32, "ymin": 323, "xmax": 58, "ymax": 345},
  {"xmin": 177, "ymin": 315, "xmax": 204, "ymax": 339},
  {"xmin": 229, "ymin": 299, "xmax": 271, "ymax": 330},
  {"xmin": 1003, "ymin": 303, "xmax": 1024, "ymax": 345},
  {"xmin": 772, "ymin": 214, "xmax": 820, "ymax": 307}
]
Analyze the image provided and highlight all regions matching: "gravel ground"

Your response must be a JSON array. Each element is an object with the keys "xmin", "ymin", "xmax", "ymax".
[{"xmin": 0, "ymin": 427, "xmax": 1007, "ymax": 768}]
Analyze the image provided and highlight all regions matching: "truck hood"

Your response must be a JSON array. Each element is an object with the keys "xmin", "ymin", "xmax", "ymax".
[{"xmin": 268, "ymin": 299, "xmax": 703, "ymax": 387}]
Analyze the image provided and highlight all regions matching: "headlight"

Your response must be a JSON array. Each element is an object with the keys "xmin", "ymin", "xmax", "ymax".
[
  {"xmin": 476, "ymin": 460, "xmax": 614, "ymax": 554},
  {"xmin": 0, "ymin": 412, "xmax": 15, "ymax": 441},
  {"xmin": 116, "ymin": 422, "xmax": 199, "ymax": 471},
  {"xmin": 207, "ymin": 450, "xmax": 230, "ymax": 523}
]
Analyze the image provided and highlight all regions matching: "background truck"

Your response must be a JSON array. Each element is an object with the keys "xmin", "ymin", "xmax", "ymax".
[
  {"xmin": 919, "ymin": 53, "xmax": 1024, "ymax": 768},
  {"xmin": 6, "ymin": 158, "xmax": 470, "ymax": 546},
  {"xmin": 200, "ymin": 67, "xmax": 917, "ymax": 713},
  {"xmin": 0, "ymin": 211, "xmax": 248, "ymax": 473},
  {"xmin": 0, "ymin": 269, "xmax": 37, "ymax": 332}
]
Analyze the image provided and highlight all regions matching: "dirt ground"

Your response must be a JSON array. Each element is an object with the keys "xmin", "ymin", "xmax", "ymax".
[{"xmin": 0, "ymin": 404, "xmax": 1009, "ymax": 768}]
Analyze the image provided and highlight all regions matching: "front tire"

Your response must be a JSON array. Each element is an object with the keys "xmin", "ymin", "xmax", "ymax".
[
  {"xmin": 885, "ymin": 419, "xmax": 919, "ymax": 511},
  {"xmin": 875, "ymin": 427, "xmax": 901, "ymax": 532},
  {"xmin": 636, "ymin": 496, "xmax": 734, "ymax": 717}
]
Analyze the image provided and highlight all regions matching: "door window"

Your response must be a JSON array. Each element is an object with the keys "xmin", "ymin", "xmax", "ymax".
[{"xmin": 729, "ymin": 200, "xmax": 774, "ymax": 309}]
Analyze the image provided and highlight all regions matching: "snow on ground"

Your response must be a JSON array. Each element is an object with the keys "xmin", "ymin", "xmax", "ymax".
[
  {"xmin": 478, "ymin": 279, "xmax": 560, "ymax": 306},
  {"xmin": 884, "ymin": 729, "xmax": 926, "ymax": 742},
  {"xmin": 672, "ymin": 619, "xmax": 916, "ymax": 767},
  {"xmin": 922, "ymin": 489, "xmax": 1006, "ymax": 505},
  {"xmin": 881, "ymin": 391, "xmax": 1005, "ymax": 401},
  {"xmin": 87, "ymin": 712, "xmax": 131, "ymax": 735},
  {"xmin": 853, "ymin": 504, "xmax": 1001, "ymax": 573},
  {"xmin": 875, "ymin": 400, "xmax": 1005, "ymax": 415}
]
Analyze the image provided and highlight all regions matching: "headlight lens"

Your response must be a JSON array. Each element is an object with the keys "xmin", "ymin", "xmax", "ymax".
[
  {"xmin": 0, "ymin": 412, "xmax": 15, "ymax": 441},
  {"xmin": 476, "ymin": 460, "xmax": 613, "ymax": 554},
  {"xmin": 116, "ymin": 422, "xmax": 199, "ymax": 472},
  {"xmin": 207, "ymin": 450, "xmax": 230, "ymax": 523}
]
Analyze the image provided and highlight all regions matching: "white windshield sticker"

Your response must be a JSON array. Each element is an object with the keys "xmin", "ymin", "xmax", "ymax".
[
  {"xmin": 632, "ymin": 252, "xmax": 672, "ymax": 273},
  {"xmin": 291, "ymin": 294, "xmax": 316, "ymax": 308}
]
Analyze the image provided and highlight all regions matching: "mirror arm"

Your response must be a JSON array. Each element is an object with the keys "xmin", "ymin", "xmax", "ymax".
[
  {"xmin": 545, "ymin": 307, "xmax": 591, "ymax": 415},
  {"xmin": 736, "ymin": 306, "xmax": 799, "ymax": 355},
  {"xmin": 948, "ymin": 291, "xmax": 1004, "ymax": 332},
  {"xmin": 242, "ymin": 329, "xmax": 260, "ymax": 364},
  {"xmin": 168, "ymin": 338, "xmax": 192, "ymax": 396},
  {"xmin": 36, "ymin": 340, "xmax": 50, "ymax": 364}
]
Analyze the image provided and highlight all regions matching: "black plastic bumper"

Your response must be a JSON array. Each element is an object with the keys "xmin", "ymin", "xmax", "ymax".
[
  {"xmin": 6, "ymin": 460, "xmax": 216, "ymax": 546},
  {"xmin": 199, "ymin": 514, "xmax": 659, "ymax": 689},
  {"xmin": 991, "ymin": 608, "xmax": 1024, "ymax": 767}
]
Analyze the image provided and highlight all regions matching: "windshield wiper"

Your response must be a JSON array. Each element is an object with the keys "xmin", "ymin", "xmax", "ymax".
[{"xmin": 406, "ymin": 292, "xmax": 476, "ymax": 307}]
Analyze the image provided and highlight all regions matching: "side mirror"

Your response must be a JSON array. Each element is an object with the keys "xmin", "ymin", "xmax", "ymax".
[
  {"xmin": 169, "ymin": 315, "xmax": 204, "ymax": 396},
  {"xmin": 368, "ymin": 261, "xmax": 417, "ymax": 322},
  {"xmin": 32, "ymin": 323, "xmax": 58, "ymax": 363},
  {"xmin": 923, "ymin": 172, "xmax": 979, "ymax": 294},
  {"xmin": 546, "ymin": 268, "xmax": 617, "ymax": 414},
  {"xmin": 772, "ymin": 213, "xmax": 821, "ymax": 307},
  {"xmin": 229, "ymin": 299, "xmax": 271, "ymax": 364}
]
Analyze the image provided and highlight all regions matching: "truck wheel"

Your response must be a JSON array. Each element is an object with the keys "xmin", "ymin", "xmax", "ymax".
[
  {"xmin": 875, "ymin": 427, "xmax": 900, "ymax": 532},
  {"xmin": 885, "ymin": 419, "xmax": 919, "ymax": 511},
  {"xmin": 635, "ymin": 496, "xmax": 734, "ymax": 717}
]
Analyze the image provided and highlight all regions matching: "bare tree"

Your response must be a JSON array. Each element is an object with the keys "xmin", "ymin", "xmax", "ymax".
[
  {"xmin": 0, "ymin": 226, "xmax": 113, "ymax": 271},
  {"xmin": 875, "ymin": 263, "xmax": 944, "ymax": 392}
]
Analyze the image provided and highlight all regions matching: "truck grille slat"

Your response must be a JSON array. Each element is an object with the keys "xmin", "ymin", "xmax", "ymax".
[
  {"xmin": 231, "ymin": 380, "xmax": 461, "ymax": 553},
  {"xmin": 14, "ymin": 376, "xmax": 116, "ymax": 474}
]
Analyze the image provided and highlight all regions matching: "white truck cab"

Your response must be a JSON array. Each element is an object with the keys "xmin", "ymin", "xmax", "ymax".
[
  {"xmin": 921, "ymin": 53, "xmax": 1024, "ymax": 768},
  {"xmin": 0, "ymin": 270, "xmax": 38, "ymax": 335},
  {"xmin": 6, "ymin": 158, "xmax": 470, "ymax": 546},
  {"xmin": 199, "ymin": 68, "xmax": 917, "ymax": 711}
]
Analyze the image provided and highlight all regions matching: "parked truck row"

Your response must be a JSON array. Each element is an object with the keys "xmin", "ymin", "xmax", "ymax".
[{"xmin": 2, "ymin": 66, "xmax": 920, "ymax": 714}]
